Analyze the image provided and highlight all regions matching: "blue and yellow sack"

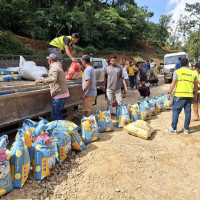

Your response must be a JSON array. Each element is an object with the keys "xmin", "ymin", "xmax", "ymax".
[
  {"xmin": 6, "ymin": 70, "xmax": 19, "ymax": 75},
  {"xmin": 154, "ymin": 96, "xmax": 165, "ymax": 113},
  {"xmin": 162, "ymin": 94, "xmax": 173, "ymax": 109},
  {"xmin": 96, "ymin": 110, "xmax": 113, "ymax": 133},
  {"xmin": 71, "ymin": 132, "xmax": 87, "ymax": 151},
  {"xmin": 10, "ymin": 130, "xmax": 30, "ymax": 188},
  {"xmin": 0, "ymin": 75, "xmax": 9, "ymax": 82},
  {"xmin": 32, "ymin": 140, "xmax": 56, "ymax": 180},
  {"xmin": 116, "ymin": 104, "xmax": 130, "ymax": 128},
  {"xmin": 0, "ymin": 69, "xmax": 9, "ymax": 75},
  {"xmin": 51, "ymin": 130, "xmax": 71, "ymax": 163},
  {"xmin": 34, "ymin": 119, "xmax": 48, "ymax": 138},
  {"xmin": 128, "ymin": 104, "xmax": 141, "ymax": 122},
  {"xmin": 8, "ymin": 75, "xmax": 22, "ymax": 81},
  {"xmin": 0, "ymin": 135, "xmax": 8, "ymax": 149},
  {"xmin": 22, "ymin": 119, "xmax": 38, "ymax": 135},
  {"xmin": 138, "ymin": 101, "xmax": 151, "ymax": 120},
  {"xmin": 146, "ymin": 98, "xmax": 156, "ymax": 116},
  {"xmin": 46, "ymin": 120, "xmax": 79, "ymax": 135},
  {"xmin": 81, "ymin": 115, "xmax": 100, "ymax": 144}
]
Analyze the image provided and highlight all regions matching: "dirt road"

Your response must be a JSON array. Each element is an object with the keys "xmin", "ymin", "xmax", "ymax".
[{"xmin": 2, "ymin": 76, "xmax": 200, "ymax": 200}]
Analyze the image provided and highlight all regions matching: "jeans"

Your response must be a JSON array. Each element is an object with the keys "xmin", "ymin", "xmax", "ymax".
[
  {"xmin": 52, "ymin": 97, "xmax": 68, "ymax": 120},
  {"xmin": 129, "ymin": 75, "xmax": 135, "ymax": 89},
  {"xmin": 106, "ymin": 89, "xmax": 122, "ymax": 111},
  {"xmin": 135, "ymin": 74, "xmax": 138, "ymax": 89},
  {"xmin": 171, "ymin": 97, "xmax": 193, "ymax": 130}
]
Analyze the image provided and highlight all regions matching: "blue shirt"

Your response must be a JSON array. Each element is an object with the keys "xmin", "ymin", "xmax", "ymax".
[
  {"xmin": 82, "ymin": 66, "xmax": 97, "ymax": 96},
  {"xmin": 146, "ymin": 63, "xmax": 150, "ymax": 70},
  {"xmin": 175, "ymin": 61, "xmax": 181, "ymax": 70},
  {"xmin": 173, "ymin": 67, "xmax": 197, "ymax": 80}
]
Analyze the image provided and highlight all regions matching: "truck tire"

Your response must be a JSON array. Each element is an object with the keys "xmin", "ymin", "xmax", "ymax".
[{"xmin": 164, "ymin": 77, "xmax": 169, "ymax": 84}]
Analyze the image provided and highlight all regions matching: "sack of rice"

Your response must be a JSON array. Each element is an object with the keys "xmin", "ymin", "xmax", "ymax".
[
  {"xmin": 146, "ymin": 98, "xmax": 156, "ymax": 116},
  {"xmin": 128, "ymin": 104, "xmax": 141, "ymax": 122},
  {"xmin": 116, "ymin": 104, "xmax": 130, "ymax": 128},
  {"xmin": 162, "ymin": 94, "xmax": 173, "ymax": 109},
  {"xmin": 138, "ymin": 101, "xmax": 151, "ymax": 120}
]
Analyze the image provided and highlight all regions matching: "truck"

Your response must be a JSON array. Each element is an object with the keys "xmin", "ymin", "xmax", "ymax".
[
  {"xmin": 0, "ymin": 55, "xmax": 107, "ymax": 135},
  {"xmin": 162, "ymin": 52, "xmax": 190, "ymax": 84}
]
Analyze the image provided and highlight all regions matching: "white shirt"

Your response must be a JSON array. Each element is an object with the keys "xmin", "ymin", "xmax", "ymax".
[
  {"xmin": 150, "ymin": 62, "xmax": 156, "ymax": 69},
  {"xmin": 121, "ymin": 65, "xmax": 129, "ymax": 79}
]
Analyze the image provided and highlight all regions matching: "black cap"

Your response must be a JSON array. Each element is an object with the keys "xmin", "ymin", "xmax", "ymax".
[
  {"xmin": 72, "ymin": 33, "xmax": 80, "ymax": 39},
  {"xmin": 195, "ymin": 62, "xmax": 200, "ymax": 68}
]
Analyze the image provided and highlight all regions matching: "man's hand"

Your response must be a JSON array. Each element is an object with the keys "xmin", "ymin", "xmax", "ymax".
[
  {"xmin": 167, "ymin": 93, "xmax": 171, "ymax": 100},
  {"xmin": 72, "ymin": 57, "xmax": 77, "ymax": 62},
  {"xmin": 194, "ymin": 94, "xmax": 198, "ymax": 102},
  {"xmin": 81, "ymin": 94, "xmax": 85, "ymax": 100},
  {"xmin": 41, "ymin": 74, "xmax": 48, "ymax": 77},
  {"xmin": 103, "ymin": 86, "xmax": 106, "ymax": 92},
  {"xmin": 35, "ymin": 79, "xmax": 40, "ymax": 85},
  {"xmin": 124, "ymin": 86, "xmax": 128, "ymax": 93}
]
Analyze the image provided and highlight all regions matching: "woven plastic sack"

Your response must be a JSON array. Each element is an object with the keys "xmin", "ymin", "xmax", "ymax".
[
  {"xmin": 0, "ymin": 135, "xmax": 8, "ymax": 150},
  {"xmin": 71, "ymin": 132, "xmax": 87, "ymax": 151},
  {"xmin": 10, "ymin": 130, "xmax": 30, "ymax": 188},
  {"xmin": 128, "ymin": 104, "xmax": 141, "ymax": 122},
  {"xmin": 162, "ymin": 94, "xmax": 173, "ymax": 109},
  {"xmin": 154, "ymin": 96, "xmax": 165, "ymax": 112},
  {"xmin": 138, "ymin": 101, "xmax": 151, "ymax": 120},
  {"xmin": 8, "ymin": 75, "xmax": 22, "ymax": 81},
  {"xmin": 32, "ymin": 140, "xmax": 55, "ymax": 181},
  {"xmin": 34, "ymin": 119, "xmax": 49, "ymax": 138},
  {"xmin": 51, "ymin": 130, "xmax": 71, "ymax": 163},
  {"xmin": 146, "ymin": 98, "xmax": 156, "ymax": 116},
  {"xmin": 81, "ymin": 115, "xmax": 100, "ymax": 144},
  {"xmin": 116, "ymin": 104, "xmax": 130, "ymax": 128},
  {"xmin": 22, "ymin": 119, "xmax": 38, "ymax": 136},
  {"xmin": 0, "ymin": 69, "xmax": 10, "ymax": 75},
  {"xmin": 124, "ymin": 120, "xmax": 154, "ymax": 140},
  {"xmin": 46, "ymin": 120, "xmax": 79, "ymax": 135},
  {"xmin": 0, "ymin": 75, "xmax": 9, "ymax": 82},
  {"xmin": 96, "ymin": 110, "xmax": 113, "ymax": 133},
  {"xmin": 66, "ymin": 62, "xmax": 81, "ymax": 80}
]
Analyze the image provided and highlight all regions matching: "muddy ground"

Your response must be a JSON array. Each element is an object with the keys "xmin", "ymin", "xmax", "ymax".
[{"xmin": 2, "ymin": 75, "xmax": 200, "ymax": 200}]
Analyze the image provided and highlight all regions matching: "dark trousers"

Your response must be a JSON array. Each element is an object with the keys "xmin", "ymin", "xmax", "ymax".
[
  {"xmin": 149, "ymin": 78, "xmax": 158, "ymax": 84},
  {"xmin": 138, "ymin": 86, "xmax": 150, "ymax": 97},
  {"xmin": 52, "ymin": 97, "xmax": 68, "ymax": 120},
  {"xmin": 129, "ymin": 75, "xmax": 135, "ymax": 89}
]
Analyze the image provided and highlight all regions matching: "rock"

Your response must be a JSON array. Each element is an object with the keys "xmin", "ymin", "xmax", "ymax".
[{"xmin": 115, "ymin": 188, "xmax": 121, "ymax": 192}]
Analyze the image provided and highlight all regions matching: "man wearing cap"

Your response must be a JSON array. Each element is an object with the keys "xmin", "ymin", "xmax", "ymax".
[
  {"xmin": 35, "ymin": 53, "xmax": 69, "ymax": 120},
  {"xmin": 81, "ymin": 55, "xmax": 97, "ymax": 117},
  {"xmin": 48, "ymin": 33, "xmax": 80, "ymax": 63}
]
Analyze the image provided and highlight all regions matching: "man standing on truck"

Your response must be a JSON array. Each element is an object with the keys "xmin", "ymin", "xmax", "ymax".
[
  {"xmin": 193, "ymin": 62, "xmax": 200, "ymax": 121},
  {"xmin": 104, "ymin": 55, "xmax": 127, "ymax": 111},
  {"xmin": 166, "ymin": 58, "xmax": 198, "ymax": 134},
  {"xmin": 175, "ymin": 57, "xmax": 181, "ymax": 70},
  {"xmin": 35, "ymin": 53, "xmax": 69, "ymax": 120},
  {"xmin": 48, "ymin": 33, "xmax": 80, "ymax": 63},
  {"xmin": 81, "ymin": 55, "xmax": 97, "ymax": 117}
]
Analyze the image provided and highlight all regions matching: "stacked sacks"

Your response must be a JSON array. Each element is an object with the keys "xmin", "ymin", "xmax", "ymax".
[
  {"xmin": 96, "ymin": 110, "xmax": 113, "ymax": 132},
  {"xmin": 81, "ymin": 115, "xmax": 100, "ymax": 144},
  {"xmin": 162, "ymin": 94, "xmax": 173, "ymax": 109},
  {"xmin": 10, "ymin": 130, "xmax": 30, "ymax": 188},
  {"xmin": 33, "ymin": 118, "xmax": 49, "ymax": 139},
  {"xmin": 138, "ymin": 101, "xmax": 151, "ymax": 120},
  {"xmin": 46, "ymin": 120, "xmax": 86, "ymax": 151},
  {"xmin": 0, "ymin": 76, "xmax": 9, "ymax": 82},
  {"xmin": 0, "ymin": 135, "xmax": 13, "ymax": 196},
  {"xmin": 51, "ymin": 130, "xmax": 71, "ymax": 163},
  {"xmin": 147, "ymin": 98, "xmax": 156, "ymax": 116},
  {"xmin": 8, "ymin": 75, "xmax": 22, "ymax": 81},
  {"xmin": 116, "ymin": 104, "xmax": 130, "ymax": 128},
  {"xmin": 32, "ymin": 136, "xmax": 56, "ymax": 181},
  {"xmin": 128, "ymin": 104, "xmax": 141, "ymax": 122},
  {"xmin": 154, "ymin": 96, "xmax": 165, "ymax": 113}
]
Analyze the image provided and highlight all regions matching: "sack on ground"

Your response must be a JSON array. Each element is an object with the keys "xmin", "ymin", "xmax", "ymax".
[
  {"xmin": 110, "ymin": 100, "xmax": 118, "ymax": 115},
  {"xmin": 66, "ymin": 62, "xmax": 81, "ymax": 80},
  {"xmin": 10, "ymin": 130, "xmax": 30, "ymax": 188},
  {"xmin": 22, "ymin": 119, "xmax": 38, "ymax": 136},
  {"xmin": 138, "ymin": 101, "xmax": 151, "ymax": 120},
  {"xmin": 96, "ymin": 110, "xmax": 113, "ymax": 132},
  {"xmin": 154, "ymin": 96, "xmax": 165, "ymax": 112},
  {"xmin": 117, "ymin": 104, "xmax": 130, "ymax": 128},
  {"xmin": 0, "ymin": 135, "xmax": 8, "ymax": 149},
  {"xmin": 33, "ymin": 119, "xmax": 49, "ymax": 138},
  {"xmin": 0, "ymin": 75, "xmax": 9, "ymax": 82},
  {"xmin": 147, "ymin": 98, "xmax": 156, "ymax": 116},
  {"xmin": 8, "ymin": 75, "xmax": 22, "ymax": 81},
  {"xmin": 51, "ymin": 130, "xmax": 71, "ymax": 163},
  {"xmin": 128, "ymin": 104, "xmax": 141, "ymax": 122},
  {"xmin": 124, "ymin": 120, "xmax": 154, "ymax": 140},
  {"xmin": 71, "ymin": 132, "xmax": 87, "ymax": 151},
  {"xmin": 81, "ymin": 115, "xmax": 100, "ymax": 144},
  {"xmin": 162, "ymin": 94, "xmax": 173, "ymax": 109},
  {"xmin": 32, "ymin": 140, "xmax": 55, "ymax": 180},
  {"xmin": 46, "ymin": 120, "xmax": 79, "ymax": 135}
]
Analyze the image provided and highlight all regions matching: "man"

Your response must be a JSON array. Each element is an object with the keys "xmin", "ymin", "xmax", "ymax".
[
  {"xmin": 146, "ymin": 60, "xmax": 150, "ymax": 79},
  {"xmin": 149, "ymin": 70, "xmax": 159, "ymax": 86},
  {"xmin": 138, "ymin": 62, "xmax": 148, "ymax": 83},
  {"xmin": 138, "ymin": 79, "xmax": 150, "ymax": 99},
  {"xmin": 128, "ymin": 60, "xmax": 138, "ymax": 90},
  {"xmin": 193, "ymin": 62, "xmax": 200, "ymax": 121},
  {"xmin": 175, "ymin": 57, "xmax": 181, "ymax": 70},
  {"xmin": 81, "ymin": 55, "xmax": 97, "ymax": 117},
  {"xmin": 150, "ymin": 59, "xmax": 156, "ymax": 71},
  {"xmin": 104, "ymin": 55, "xmax": 127, "ymax": 111},
  {"xmin": 35, "ymin": 54, "xmax": 69, "ymax": 120},
  {"xmin": 48, "ymin": 33, "xmax": 80, "ymax": 63},
  {"xmin": 134, "ymin": 60, "xmax": 139, "ymax": 89},
  {"xmin": 121, "ymin": 58, "xmax": 129, "ymax": 98},
  {"xmin": 166, "ymin": 58, "xmax": 198, "ymax": 134}
]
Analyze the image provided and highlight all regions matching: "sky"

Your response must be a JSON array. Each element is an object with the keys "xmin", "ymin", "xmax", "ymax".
[{"xmin": 135, "ymin": 0, "xmax": 200, "ymax": 24}]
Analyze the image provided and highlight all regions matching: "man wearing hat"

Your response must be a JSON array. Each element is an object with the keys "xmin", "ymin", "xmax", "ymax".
[
  {"xmin": 35, "ymin": 53, "xmax": 69, "ymax": 120},
  {"xmin": 48, "ymin": 33, "xmax": 80, "ymax": 63}
]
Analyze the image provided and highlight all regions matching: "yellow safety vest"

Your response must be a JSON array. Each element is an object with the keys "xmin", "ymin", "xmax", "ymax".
[
  {"xmin": 196, "ymin": 71, "xmax": 200, "ymax": 93},
  {"xmin": 175, "ymin": 67, "xmax": 196, "ymax": 97},
  {"xmin": 49, "ymin": 36, "xmax": 72, "ymax": 50}
]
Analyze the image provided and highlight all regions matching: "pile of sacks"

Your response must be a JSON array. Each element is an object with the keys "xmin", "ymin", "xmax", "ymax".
[
  {"xmin": 0, "ymin": 110, "xmax": 114, "ymax": 196},
  {"xmin": 0, "ymin": 68, "xmax": 22, "ymax": 82},
  {"xmin": 116, "ymin": 94, "xmax": 173, "ymax": 139}
]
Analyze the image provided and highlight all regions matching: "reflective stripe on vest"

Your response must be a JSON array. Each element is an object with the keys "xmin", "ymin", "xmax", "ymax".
[
  {"xmin": 49, "ymin": 36, "xmax": 72, "ymax": 50},
  {"xmin": 175, "ymin": 68, "xmax": 196, "ymax": 97}
]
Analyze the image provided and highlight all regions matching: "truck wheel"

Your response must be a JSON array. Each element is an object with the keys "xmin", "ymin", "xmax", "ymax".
[{"xmin": 164, "ymin": 78, "xmax": 169, "ymax": 84}]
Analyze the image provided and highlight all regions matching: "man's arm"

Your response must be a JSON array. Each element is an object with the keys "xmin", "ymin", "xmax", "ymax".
[
  {"xmin": 81, "ymin": 80, "xmax": 91, "ymax": 99},
  {"xmin": 167, "ymin": 78, "xmax": 177, "ymax": 100},
  {"xmin": 65, "ymin": 46, "xmax": 76, "ymax": 62},
  {"xmin": 194, "ymin": 80, "xmax": 198, "ymax": 101},
  {"xmin": 122, "ymin": 78, "xmax": 127, "ymax": 92}
]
